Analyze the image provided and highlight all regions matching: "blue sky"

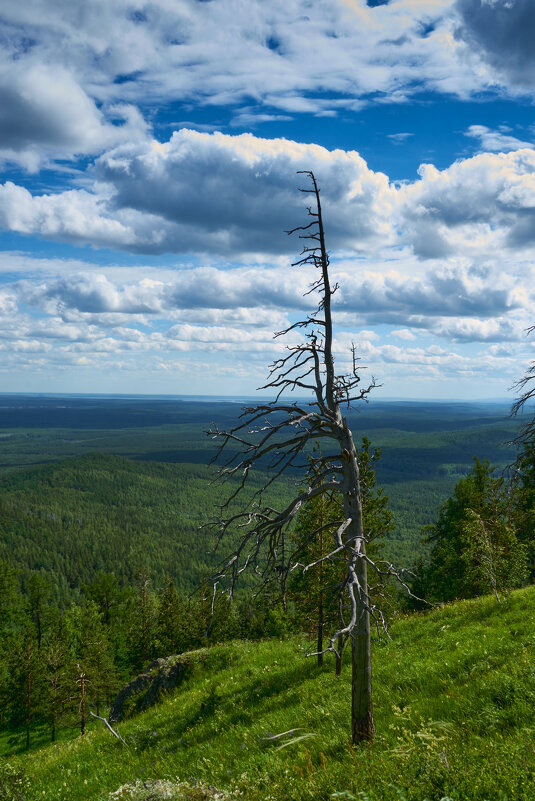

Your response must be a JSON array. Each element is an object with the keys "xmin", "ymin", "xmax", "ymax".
[{"xmin": 1, "ymin": 0, "xmax": 535, "ymax": 399}]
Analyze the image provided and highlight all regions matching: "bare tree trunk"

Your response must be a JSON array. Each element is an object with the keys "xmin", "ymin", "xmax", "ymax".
[
  {"xmin": 207, "ymin": 171, "xmax": 388, "ymax": 745},
  {"xmin": 335, "ymin": 643, "xmax": 342, "ymax": 677},
  {"xmin": 317, "ymin": 522, "xmax": 324, "ymax": 667},
  {"xmin": 36, "ymin": 610, "xmax": 42, "ymax": 651},
  {"xmin": 351, "ymin": 559, "xmax": 374, "ymax": 743},
  {"xmin": 317, "ymin": 589, "xmax": 324, "ymax": 667},
  {"xmin": 80, "ymin": 675, "xmax": 86, "ymax": 736},
  {"xmin": 25, "ymin": 647, "xmax": 32, "ymax": 751},
  {"xmin": 76, "ymin": 666, "xmax": 88, "ymax": 736},
  {"xmin": 343, "ymin": 424, "xmax": 374, "ymax": 743}
]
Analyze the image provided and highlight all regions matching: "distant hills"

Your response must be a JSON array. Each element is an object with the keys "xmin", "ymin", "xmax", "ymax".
[{"xmin": 0, "ymin": 397, "xmax": 521, "ymax": 598}]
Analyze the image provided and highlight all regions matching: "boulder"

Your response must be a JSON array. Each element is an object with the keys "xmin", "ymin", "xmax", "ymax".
[{"xmin": 109, "ymin": 652, "xmax": 204, "ymax": 722}]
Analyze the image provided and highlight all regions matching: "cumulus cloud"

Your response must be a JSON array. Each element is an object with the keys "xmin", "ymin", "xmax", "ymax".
[
  {"xmin": 17, "ymin": 274, "xmax": 164, "ymax": 316},
  {"xmin": 337, "ymin": 263, "xmax": 519, "ymax": 320},
  {"xmin": 7, "ymin": 251, "xmax": 530, "ymax": 355},
  {"xmin": 0, "ymin": 61, "xmax": 149, "ymax": 170},
  {"xmin": 1, "ymin": 250, "xmax": 530, "ymax": 395},
  {"xmin": 430, "ymin": 316, "xmax": 520, "ymax": 342},
  {"xmin": 0, "ymin": 183, "xmax": 136, "ymax": 248},
  {"xmin": 3, "ymin": 131, "xmax": 535, "ymax": 263},
  {"xmin": 0, "ymin": 131, "xmax": 395, "ymax": 256},
  {"xmin": 13, "ymin": 259, "xmax": 522, "ymax": 327},
  {"xmin": 400, "ymin": 148, "xmax": 535, "ymax": 256},
  {"xmin": 455, "ymin": 0, "xmax": 535, "ymax": 89},
  {"xmin": 391, "ymin": 328, "xmax": 417, "ymax": 340}
]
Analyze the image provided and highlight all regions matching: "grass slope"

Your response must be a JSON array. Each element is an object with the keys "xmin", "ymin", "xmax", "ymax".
[{"xmin": 9, "ymin": 587, "xmax": 535, "ymax": 801}]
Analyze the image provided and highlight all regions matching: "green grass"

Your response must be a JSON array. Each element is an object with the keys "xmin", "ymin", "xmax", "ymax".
[{"xmin": 7, "ymin": 586, "xmax": 535, "ymax": 801}]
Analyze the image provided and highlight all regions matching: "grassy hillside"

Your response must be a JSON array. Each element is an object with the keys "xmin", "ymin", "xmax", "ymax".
[{"xmin": 7, "ymin": 586, "xmax": 535, "ymax": 801}]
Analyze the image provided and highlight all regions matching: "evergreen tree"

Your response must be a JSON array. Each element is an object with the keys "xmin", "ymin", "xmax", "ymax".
[
  {"xmin": 513, "ymin": 440, "xmax": 535, "ymax": 582},
  {"xmin": 155, "ymin": 576, "xmax": 183, "ymax": 657},
  {"xmin": 9, "ymin": 630, "xmax": 47, "ymax": 750},
  {"xmin": 461, "ymin": 509, "xmax": 527, "ymax": 601},
  {"xmin": 79, "ymin": 601, "xmax": 117, "ymax": 717},
  {"xmin": 289, "ymin": 487, "xmax": 341, "ymax": 667},
  {"xmin": 417, "ymin": 458, "xmax": 528, "ymax": 602},
  {"xmin": 26, "ymin": 573, "xmax": 52, "ymax": 650},
  {"xmin": 63, "ymin": 601, "xmax": 117, "ymax": 727},
  {"xmin": 0, "ymin": 560, "xmax": 24, "ymax": 728},
  {"xmin": 289, "ymin": 438, "xmax": 394, "ymax": 672},
  {"xmin": 83, "ymin": 571, "xmax": 122, "ymax": 626},
  {"xmin": 127, "ymin": 569, "xmax": 157, "ymax": 670},
  {"xmin": 44, "ymin": 636, "xmax": 69, "ymax": 742}
]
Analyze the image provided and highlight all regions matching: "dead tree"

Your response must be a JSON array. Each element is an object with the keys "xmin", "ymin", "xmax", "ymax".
[
  {"xmin": 208, "ymin": 171, "xmax": 412, "ymax": 744},
  {"xmin": 512, "ymin": 326, "xmax": 535, "ymax": 443}
]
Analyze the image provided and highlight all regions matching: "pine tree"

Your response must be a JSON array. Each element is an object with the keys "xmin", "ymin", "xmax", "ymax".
[
  {"xmin": 513, "ymin": 441, "xmax": 535, "ymax": 582},
  {"xmin": 26, "ymin": 573, "xmax": 52, "ymax": 650},
  {"xmin": 83, "ymin": 571, "xmax": 122, "ymax": 626},
  {"xmin": 418, "ymin": 458, "xmax": 528, "ymax": 602},
  {"xmin": 9, "ymin": 630, "xmax": 47, "ymax": 750},
  {"xmin": 79, "ymin": 601, "xmax": 117, "ymax": 717},
  {"xmin": 0, "ymin": 560, "xmax": 24, "ymax": 728},
  {"xmin": 156, "ymin": 576, "xmax": 183, "ymax": 657},
  {"xmin": 44, "ymin": 637, "xmax": 69, "ymax": 742},
  {"xmin": 127, "ymin": 569, "xmax": 157, "ymax": 671}
]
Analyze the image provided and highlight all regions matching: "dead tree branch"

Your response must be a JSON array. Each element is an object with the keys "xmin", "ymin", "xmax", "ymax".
[{"xmin": 206, "ymin": 171, "xmax": 416, "ymax": 743}]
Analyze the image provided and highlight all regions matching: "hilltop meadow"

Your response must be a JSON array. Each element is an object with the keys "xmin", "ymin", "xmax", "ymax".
[{"xmin": 3, "ymin": 588, "xmax": 534, "ymax": 801}]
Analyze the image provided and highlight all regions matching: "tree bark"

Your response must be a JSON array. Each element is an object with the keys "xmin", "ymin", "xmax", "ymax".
[
  {"xmin": 317, "ymin": 520, "xmax": 324, "ymax": 666},
  {"xmin": 335, "ymin": 645, "xmax": 342, "ymax": 677},
  {"xmin": 342, "ymin": 423, "xmax": 374, "ymax": 743},
  {"xmin": 317, "ymin": 589, "xmax": 324, "ymax": 667},
  {"xmin": 351, "ymin": 564, "xmax": 374, "ymax": 743}
]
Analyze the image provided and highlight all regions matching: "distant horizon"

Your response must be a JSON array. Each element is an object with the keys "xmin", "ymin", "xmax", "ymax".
[{"xmin": 0, "ymin": 391, "xmax": 515, "ymax": 406}]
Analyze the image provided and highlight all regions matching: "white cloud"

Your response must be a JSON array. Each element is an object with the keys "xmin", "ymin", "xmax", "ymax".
[
  {"xmin": 1, "ymin": 0, "xmax": 534, "ymax": 170},
  {"xmin": 3, "ymin": 131, "xmax": 535, "ymax": 266},
  {"xmin": 0, "ymin": 61, "xmax": 149, "ymax": 170},
  {"xmin": 465, "ymin": 125, "xmax": 534, "ymax": 153},
  {"xmin": 400, "ymin": 148, "xmax": 535, "ymax": 256},
  {"xmin": 12, "ymin": 256, "xmax": 525, "ymax": 329},
  {"xmin": 0, "ymin": 183, "xmax": 136, "ymax": 248},
  {"xmin": 0, "ymin": 117, "xmax": 534, "ymax": 395},
  {"xmin": 431, "ymin": 316, "xmax": 521, "ymax": 343},
  {"xmin": 0, "ymin": 131, "xmax": 395, "ymax": 256},
  {"xmin": 387, "ymin": 132, "xmax": 414, "ymax": 144},
  {"xmin": 391, "ymin": 328, "xmax": 417, "ymax": 340}
]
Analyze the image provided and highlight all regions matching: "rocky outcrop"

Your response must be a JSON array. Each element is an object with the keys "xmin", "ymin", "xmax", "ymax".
[{"xmin": 109, "ymin": 652, "xmax": 205, "ymax": 722}]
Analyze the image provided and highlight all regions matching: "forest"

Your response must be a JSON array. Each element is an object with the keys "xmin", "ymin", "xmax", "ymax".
[
  {"xmin": 0, "ymin": 389, "xmax": 533, "ymax": 800},
  {"xmin": 0, "ymin": 395, "xmax": 520, "ymax": 587}
]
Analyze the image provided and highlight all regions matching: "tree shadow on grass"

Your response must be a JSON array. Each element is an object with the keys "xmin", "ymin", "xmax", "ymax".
[{"xmin": 133, "ymin": 658, "xmax": 330, "ymax": 751}]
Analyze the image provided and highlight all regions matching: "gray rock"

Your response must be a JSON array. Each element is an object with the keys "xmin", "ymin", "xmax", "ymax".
[{"xmin": 110, "ymin": 653, "xmax": 205, "ymax": 722}]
